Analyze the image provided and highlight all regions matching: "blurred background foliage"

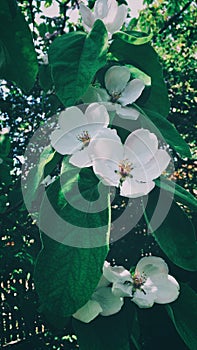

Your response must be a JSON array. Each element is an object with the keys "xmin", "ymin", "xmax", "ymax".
[{"xmin": 0, "ymin": 0, "xmax": 196, "ymax": 349}]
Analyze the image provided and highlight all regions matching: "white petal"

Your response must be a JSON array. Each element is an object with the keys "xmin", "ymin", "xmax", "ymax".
[
  {"xmin": 69, "ymin": 148, "xmax": 92, "ymax": 168},
  {"xmin": 124, "ymin": 129, "xmax": 158, "ymax": 166},
  {"xmin": 117, "ymin": 106, "xmax": 140, "ymax": 120},
  {"xmin": 105, "ymin": 66, "xmax": 130, "ymax": 95},
  {"xmin": 103, "ymin": 261, "xmax": 131, "ymax": 283},
  {"xmin": 58, "ymin": 106, "xmax": 87, "ymax": 131},
  {"xmin": 85, "ymin": 103, "xmax": 109, "ymax": 126},
  {"xmin": 97, "ymin": 274, "xmax": 110, "ymax": 288},
  {"xmin": 72, "ymin": 299, "xmax": 102, "ymax": 323},
  {"xmin": 132, "ymin": 287, "xmax": 157, "ymax": 308},
  {"xmin": 118, "ymin": 79, "xmax": 145, "ymax": 106},
  {"xmin": 50, "ymin": 129, "xmax": 80, "ymax": 155},
  {"xmin": 105, "ymin": 4, "xmax": 127, "ymax": 34},
  {"xmin": 120, "ymin": 178, "xmax": 155, "ymax": 198},
  {"xmin": 112, "ymin": 280, "xmax": 133, "ymax": 297},
  {"xmin": 153, "ymin": 274, "xmax": 180, "ymax": 304},
  {"xmin": 136, "ymin": 256, "xmax": 169, "ymax": 276},
  {"xmin": 92, "ymin": 159, "xmax": 120, "ymax": 186},
  {"xmin": 132, "ymin": 149, "xmax": 171, "ymax": 182},
  {"xmin": 89, "ymin": 128, "xmax": 123, "ymax": 163},
  {"xmin": 94, "ymin": 0, "xmax": 117, "ymax": 19},
  {"xmin": 93, "ymin": 286, "xmax": 124, "ymax": 316},
  {"xmin": 79, "ymin": 3, "xmax": 95, "ymax": 31}
]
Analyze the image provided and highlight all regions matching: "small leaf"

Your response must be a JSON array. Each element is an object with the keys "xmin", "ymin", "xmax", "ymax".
[
  {"xmin": 166, "ymin": 284, "xmax": 197, "ymax": 350},
  {"xmin": 113, "ymin": 30, "xmax": 153, "ymax": 45},
  {"xmin": 144, "ymin": 188, "xmax": 197, "ymax": 271},
  {"xmin": 155, "ymin": 176, "xmax": 197, "ymax": 211},
  {"xmin": 0, "ymin": 134, "xmax": 11, "ymax": 157},
  {"xmin": 141, "ymin": 108, "xmax": 191, "ymax": 158},
  {"xmin": 49, "ymin": 19, "xmax": 108, "ymax": 106}
]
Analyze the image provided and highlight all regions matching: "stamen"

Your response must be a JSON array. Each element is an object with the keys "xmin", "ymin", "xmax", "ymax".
[
  {"xmin": 111, "ymin": 92, "xmax": 121, "ymax": 103},
  {"xmin": 77, "ymin": 130, "xmax": 91, "ymax": 149},
  {"xmin": 115, "ymin": 159, "xmax": 133, "ymax": 183}
]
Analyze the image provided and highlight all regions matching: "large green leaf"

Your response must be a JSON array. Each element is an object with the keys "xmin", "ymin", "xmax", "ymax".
[
  {"xmin": 113, "ymin": 30, "xmax": 152, "ymax": 46},
  {"xmin": 144, "ymin": 188, "xmax": 197, "ymax": 271},
  {"xmin": 49, "ymin": 19, "xmax": 108, "ymax": 107},
  {"xmin": 155, "ymin": 176, "xmax": 197, "ymax": 211},
  {"xmin": 0, "ymin": 0, "xmax": 38, "ymax": 92},
  {"xmin": 166, "ymin": 284, "xmax": 197, "ymax": 350},
  {"xmin": 34, "ymin": 160, "xmax": 110, "ymax": 321},
  {"xmin": 140, "ymin": 108, "xmax": 191, "ymax": 158},
  {"xmin": 73, "ymin": 301, "xmax": 137, "ymax": 350},
  {"xmin": 109, "ymin": 37, "xmax": 170, "ymax": 117}
]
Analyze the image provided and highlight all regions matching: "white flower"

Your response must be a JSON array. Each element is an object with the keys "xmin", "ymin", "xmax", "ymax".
[
  {"xmin": 79, "ymin": 0, "xmax": 128, "ymax": 35},
  {"xmin": 89, "ymin": 127, "xmax": 171, "ymax": 198},
  {"xmin": 83, "ymin": 66, "xmax": 145, "ymax": 120},
  {"xmin": 41, "ymin": 175, "xmax": 56, "ymax": 187},
  {"xmin": 50, "ymin": 103, "xmax": 109, "ymax": 168},
  {"xmin": 105, "ymin": 256, "xmax": 180, "ymax": 308},
  {"xmin": 73, "ymin": 273, "xmax": 124, "ymax": 323}
]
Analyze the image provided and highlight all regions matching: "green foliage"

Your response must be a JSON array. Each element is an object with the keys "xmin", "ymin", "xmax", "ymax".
[
  {"xmin": 0, "ymin": 0, "xmax": 38, "ymax": 92},
  {"xmin": 49, "ymin": 20, "xmax": 108, "ymax": 106},
  {"xmin": 166, "ymin": 284, "xmax": 197, "ymax": 350},
  {"xmin": 144, "ymin": 188, "xmax": 197, "ymax": 271}
]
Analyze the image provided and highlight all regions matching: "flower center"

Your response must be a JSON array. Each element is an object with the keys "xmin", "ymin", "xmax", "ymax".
[
  {"xmin": 110, "ymin": 92, "xmax": 121, "ymax": 103},
  {"xmin": 77, "ymin": 130, "xmax": 91, "ymax": 149},
  {"xmin": 131, "ymin": 272, "xmax": 147, "ymax": 296},
  {"xmin": 115, "ymin": 159, "xmax": 133, "ymax": 183}
]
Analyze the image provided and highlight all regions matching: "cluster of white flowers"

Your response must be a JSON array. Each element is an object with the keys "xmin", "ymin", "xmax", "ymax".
[
  {"xmin": 50, "ymin": 99, "xmax": 170, "ymax": 198},
  {"xmin": 73, "ymin": 256, "xmax": 180, "ymax": 323}
]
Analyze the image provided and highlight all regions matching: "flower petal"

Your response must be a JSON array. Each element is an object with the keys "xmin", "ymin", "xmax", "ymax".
[
  {"xmin": 105, "ymin": 66, "xmax": 130, "ymax": 95},
  {"xmin": 69, "ymin": 148, "xmax": 92, "ymax": 168},
  {"xmin": 117, "ymin": 106, "xmax": 140, "ymax": 120},
  {"xmin": 132, "ymin": 149, "xmax": 171, "ymax": 182},
  {"xmin": 82, "ymin": 86, "xmax": 110, "ymax": 103},
  {"xmin": 112, "ymin": 280, "xmax": 133, "ymax": 297},
  {"xmin": 94, "ymin": 0, "xmax": 115, "ymax": 19},
  {"xmin": 118, "ymin": 79, "xmax": 145, "ymax": 106},
  {"xmin": 132, "ymin": 286, "xmax": 157, "ymax": 308},
  {"xmin": 72, "ymin": 299, "xmax": 102, "ymax": 323},
  {"xmin": 136, "ymin": 256, "xmax": 169, "ymax": 276},
  {"xmin": 58, "ymin": 106, "xmax": 87, "ymax": 131},
  {"xmin": 103, "ymin": 261, "xmax": 131, "ymax": 283},
  {"xmin": 154, "ymin": 274, "xmax": 180, "ymax": 304},
  {"xmin": 85, "ymin": 103, "xmax": 109, "ymax": 126},
  {"xmin": 93, "ymin": 286, "xmax": 124, "ymax": 316},
  {"xmin": 124, "ymin": 129, "xmax": 158, "ymax": 165},
  {"xmin": 120, "ymin": 178, "xmax": 155, "ymax": 198},
  {"xmin": 50, "ymin": 129, "xmax": 80, "ymax": 155},
  {"xmin": 105, "ymin": 4, "xmax": 127, "ymax": 34},
  {"xmin": 79, "ymin": 3, "xmax": 95, "ymax": 31}
]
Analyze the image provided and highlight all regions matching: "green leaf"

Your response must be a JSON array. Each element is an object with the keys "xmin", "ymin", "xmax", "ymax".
[
  {"xmin": 0, "ymin": 163, "xmax": 12, "ymax": 186},
  {"xmin": 73, "ymin": 301, "xmax": 137, "ymax": 350},
  {"xmin": 144, "ymin": 188, "xmax": 197, "ymax": 271},
  {"xmin": 0, "ymin": 134, "xmax": 11, "ymax": 157},
  {"xmin": 155, "ymin": 176, "xmax": 197, "ymax": 211},
  {"xmin": 140, "ymin": 108, "xmax": 192, "ymax": 158},
  {"xmin": 109, "ymin": 38, "xmax": 170, "ymax": 117},
  {"xmin": 49, "ymin": 19, "xmax": 108, "ymax": 107},
  {"xmin": 0, "ymin": 0, "xmax": 38, "ymax": 93},
  {"xmin": 166, "ymin": 284, "xmax": 197, "ymax": 350},
  {"xmin": 24, "ymin": 146, "xmax": 61, "ymax": 210},
  {"xmin": 113, "ymin": 30, "xmax": 153, "ymax": 45},
  {"xmin": 34, "ymin": 163, "xmax": 110, "ymax": 321},
  {"xmin": 39, "ymin": 64, "xmax": 53, "ymax": 92}
]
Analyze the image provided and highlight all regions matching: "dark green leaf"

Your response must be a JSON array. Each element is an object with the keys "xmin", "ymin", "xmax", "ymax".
[
  {"xmin": 155, "ymin": 176, "xmax": 197, "ymax": 211},
  {"xmin": 0, "ymin": 134, "xmax": 11, "ymax": 157},
  {"xmin": 73, "ymin": 301, "xmax": 137, "ymax": 350},
  {"xmin": 39, "ymin": 64, "xmax": 53, "ymax": 92},
  {"xmin": 144, "ymin": 188, "xmax": 197, "ymax": 271},
  {"xmin": 49, "ymin": 20, "xmax": 108, "ymax": 107},
  {"xmin": 166, "ymin": 284, "xmax": 197, "ymax": 350},
  {"xmin": 141, "ymin": 108, "xmax": 191, "ymax": 158},
  {"xmin": 0, "ymin": 0, "xmax": 38, "ymax": 92},
  {"xmin": 109, "ymin": 38, "xmax": 170, "ymax": 117}
]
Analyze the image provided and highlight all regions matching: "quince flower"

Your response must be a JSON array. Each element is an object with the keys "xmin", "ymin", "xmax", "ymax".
[
  {"xmin": 79, "ymin": 0, "xmax": 128, "ymax": 35},
  {"xmin": 50, "ymin": 103, "xmax": 109, "ymax": 168},
  {"xmin": 89, "ymin": 128, "xmax": 170, "ymax": 198},
  {"xmin": 83, "ymin": 65, "xmax": 145, "ymax": 120},
  {"xmin": 104, "ymin": 256, "xmax": 180, "ymax": 308},
  {"xmin": 73, "ymin": 272, "xmax": 124, "ymax": 323}
]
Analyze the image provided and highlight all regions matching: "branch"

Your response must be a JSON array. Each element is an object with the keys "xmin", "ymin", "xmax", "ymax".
[{"xmin": 158, "ymin": 1, "xmax": 193, "ymax": 35}]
